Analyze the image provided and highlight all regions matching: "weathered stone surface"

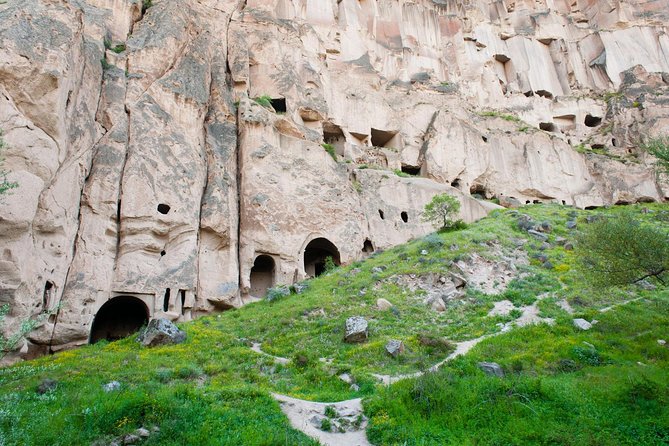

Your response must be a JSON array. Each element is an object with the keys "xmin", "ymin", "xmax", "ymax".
[
  {"xmin": 376, "ymin": 298, "xmax": 393, "ymax": 311},
  {"xmin": 478, "ymin": 362, "xmax": 505, "ymax": 378},
  {"xmin": 344, "ymin": 317, "xmax": 368, "ymax": 343},
  {"xmin": 573, "ymin": 318, "xmax": 593, "ymax": 331},
  {"xmin": 385, "ymin": 340, "xmax": 405, "ymax": 357},
  {"xmin": 0, "ymin": 0, "xmax": 668, "ymax": 360},
  {"xmin": 137, "ymin": 319, "xmax": 186, "ymax": 347}
]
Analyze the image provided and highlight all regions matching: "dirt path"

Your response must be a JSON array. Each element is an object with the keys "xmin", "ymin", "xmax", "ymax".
[{"xmin": 273, "ymin": 394, "xmax": 371, "ymax": 446}]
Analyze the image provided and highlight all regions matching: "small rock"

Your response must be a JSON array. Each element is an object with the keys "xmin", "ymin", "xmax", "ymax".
[
  {"xmin": 448, "ymin": 272, "xmax": 467, "ymax": 288},
  {"xmin": 527, "ymin": 229, "xmax": 548, "ymax": 241},
  {"xmin": 385, "ymin": 339, "xmax": 405, "ymax": 357},
  {"xmin": 542, "ymin": 261, "xmax": 554, "ymax": 269},
  {"xmin": 350, "ymin": 383, "xmax": 360, "ymax": 392},
  {"xmin": 658, "ymin": 340, "xmax": 666, "ymax": 346},
  {"xmin": 536, "ymin": 254, "xmax": 549, "ymax": 263},
  {"xmin": 135, "ymin": 428, "xmax": 150, "ymax": 438},
  {"xmin": 103, "ymin": 381, "xmax": 121, "ymax": 392},
  {"xmin": 371, "ymin": 266, "xmax": 386, "ymax": 274},
  {"xmin": 137, "ymin": 318, "xmax": 186, "ymax": 347},
  {"xmin": 563, "ymin": 242, "xmax": 574, "ymax": 251},
  {"xmin": 37, "ymin": 379, "xmax": 58, "ymax": 395},
  {"xmin": 339, "ymin": 373, "xmax": 354, "ymax": 384},
  {"xmin": 555, "ymin": 237, "xmax": 567, "ymax": 246},
  {"xmin": 499, "ymin": 196, "xmax": 522, "ymax": 208},
  {"xmin": 376, "ymin": 298, "xmax": 393, "ymax": 311},
  {"xmin": 477, "ymin": 362, "xmax": 504, "ymax": 377},
  {"xmin": 420, "ymin": 249, "xmax": 428, "ymax": 255},
  {"xmin": 539, "ymin": 242, "xmax": 551, "ymax": 250},
  {"xmin": 123, "ymin": 434, "xmax": 140, "ymax": 445},
  {"xmin": 344, "ymin": 317, "xmax": 368, "ymax": 343},
  {"xmin": 431, "ymin": 298, "xmax": 446, "ymax": 312},
  {"xmin": 539, "ymin": 221, "xmax": 553, "ymax": 233},
  {"xmin": 566, "ymin": 220, "xmax": 577, "ymax": 229},
  {"xmin": 573, "ymin": 318, "xmax": 592, "ymax": 330},
  {"xmin": 292, "ymin": 282, "xmax": 309, "ymax": 294},
  {"xmin": 636, "ymin": 279, "xmax": 656, "ymax": 291}
]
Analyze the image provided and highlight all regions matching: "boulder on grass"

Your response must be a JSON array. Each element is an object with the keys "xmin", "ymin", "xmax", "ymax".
[
  {"xmin": 137, "ymin": 318, "xmax": 186, "ymax": 347},
  {"xmin": 477, "ymin": 362, "xmax": 504, "ymax": 377},
  {"xmin": 385, "ymin": 340, "xmax": 405, "ymax": 357},
  {"xmin": 344, "ymin": 317, "xmax": 368, "ymax": 343}
]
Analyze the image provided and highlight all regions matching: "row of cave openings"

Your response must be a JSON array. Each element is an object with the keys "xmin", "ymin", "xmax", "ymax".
[{"xmin": 86, "ymin": 237, "xmax": 365, "ymax": 343}]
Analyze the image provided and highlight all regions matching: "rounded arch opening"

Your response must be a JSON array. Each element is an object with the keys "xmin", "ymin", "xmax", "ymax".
[
  {"xmin": 250, "ymin": 255, "xmax": 276, "ymax": 298},
  {"xmin": 303, "ymin": 237, "xmax": 341, "ymax": 277},
  {"xmin": 89, "ymin": 296, "xmax": 149, "ymax": 344}
]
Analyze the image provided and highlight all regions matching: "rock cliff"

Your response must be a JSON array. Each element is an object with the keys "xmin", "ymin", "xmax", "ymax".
[{"xmin": 0, "ymin": 0, "xmax": 667, "ymax": 360}]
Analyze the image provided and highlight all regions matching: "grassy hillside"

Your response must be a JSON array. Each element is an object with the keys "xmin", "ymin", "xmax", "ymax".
[{"xmin": 1, "ymin": 203, "xmax": 668, "ymax": 445}]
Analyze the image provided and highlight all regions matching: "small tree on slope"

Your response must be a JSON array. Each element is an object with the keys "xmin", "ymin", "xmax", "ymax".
[{"xmin": 422, "ymin": 193, "xmax": 461, "ymax": 231}]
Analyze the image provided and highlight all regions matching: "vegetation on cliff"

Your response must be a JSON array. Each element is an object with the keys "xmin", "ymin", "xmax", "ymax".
[{"xmin": 0, "ymin": 203, "xmax": 668, "ymax": 445}]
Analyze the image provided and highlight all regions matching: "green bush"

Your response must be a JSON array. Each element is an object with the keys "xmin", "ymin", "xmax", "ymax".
[
  {"xmin": 253, "ymin": 95, "xmax": 272, "ymax": 109},
  {"xmin": 576, "ymin": 212, "xmax": 669, "ymax": 286},
  {"xmin": 642, "ymin": 136, "xmax": 669, "ymax": 177},
  {"xmin": 321, "ymin": 143, "xmax": 337, "ymax": 161}
]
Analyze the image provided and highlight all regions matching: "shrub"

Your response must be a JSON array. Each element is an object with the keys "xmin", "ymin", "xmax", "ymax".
[
  {"xmin": 321, "ymin": 143, "xmax": 337, "ymax": 161},
  {"xmin": 0, "ymin": 304, "xmax": 56, "ymax": 360},
  {"xmin": 422, "ymin": 193, "xmax": 461, "ymax": 230},
  {"xmin": 575, "ymin": 212, "xmax": 669, "ymax": 286},
  {"xmin": 253, "ymin": 95, "xmax": 272, "ymax": 109},
  {"xmin": 266, "ymin": 285, "xmax": 291, "ymax": 302},
  {"xmin": 642, "ymin": 136, "xmax": 669, "ymax": 177},
  {"xmin": 0, "ymin": 130, "xmax": 18, "ymax": 197}
]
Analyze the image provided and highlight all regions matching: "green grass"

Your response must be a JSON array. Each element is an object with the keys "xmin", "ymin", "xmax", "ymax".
[
  {"xmin": 1, "ymin": 203, "xmax": 667, "ymax": 445},
  {"xmin": 321, "ymin": 143, "xmax": 337, "ymax": 161}
]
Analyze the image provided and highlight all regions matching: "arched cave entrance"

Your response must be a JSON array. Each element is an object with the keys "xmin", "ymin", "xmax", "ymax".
[
  {"xmin": 250, "ymin": 255, "xmax": 275, "ymax": 298},
  {"xmin": 303, "ymin": 238, "xmax": 341, "ymax": 277},
  {"xmin": 89, "ymin": 296, "xmax": 149, "ymax": 344}
]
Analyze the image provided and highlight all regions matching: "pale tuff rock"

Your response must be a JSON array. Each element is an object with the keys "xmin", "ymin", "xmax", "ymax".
[{"xmin": 0, "ymin": 0, "xmax": 668, "ymax": 359}]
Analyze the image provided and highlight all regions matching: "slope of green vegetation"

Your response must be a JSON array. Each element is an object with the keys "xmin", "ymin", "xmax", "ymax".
[{"xmin": 1, "ymin": 203, "xmax": 668, "ymax": 445}]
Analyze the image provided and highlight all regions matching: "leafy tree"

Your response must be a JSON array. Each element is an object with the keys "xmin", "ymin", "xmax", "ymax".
[
  {"xmin": 576, "ymin": 212, "xmax": 668, "ymax": 286},
  {"xmin": 422, "ymin": 193, "xmax": 461, "ymax": 230},
  {"xmin": 642, "ymin": 136, "xmax": 669, "ymax": 178},
  {"xmin": 0, "ymin": 130, "xmax": 18, "ymax": 196}
]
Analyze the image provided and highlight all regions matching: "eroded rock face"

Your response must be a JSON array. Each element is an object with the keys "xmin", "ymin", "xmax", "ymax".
[{"xmin": 0, "ymin": 0, "xmax": 668, "ymax": 360}]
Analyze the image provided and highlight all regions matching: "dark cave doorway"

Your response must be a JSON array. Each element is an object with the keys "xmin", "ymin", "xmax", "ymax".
[
  {"xmin": 303, "ymin": 238, "xmax": 341, "ymax": 277},
  {"xmin": 250, "ymin": 255, "xmax": 276, "ymax": 298},
  {"xmin": 89, "ymin": 296, "xmax": 149, "ymax": 344}
]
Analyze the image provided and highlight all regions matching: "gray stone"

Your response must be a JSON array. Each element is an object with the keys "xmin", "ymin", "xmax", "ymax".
[
  {"xmin": 338, "ymin": 373, "xmax": 354, "ymax": 384},
  {"xmin": 539, "ymin": 221, "xmax": 553, "ymax": 233},
  {"xmin": 137, "ymin": 318, "xmax": 186, "ymax": 347},
  {"xmin": 573, "ymin": 318, "xmax": 592, "ymax": 330},
  {"xmin": 477, "ymin": 361, "xmax": 504, "ymax": 377},
  {"xmin": 564, "ymin": 242, "xmax": 574, "ymax": 251},
  {"xmin": 350, "ymin": 383, "xmax": 360, "ymax": 392},
  {"xmin": 539, "ymin": 242, "xmax": 551, "ymax": 250},
  {"xmin": 385, "ymin": 339, "xmax": 405, "ymax": 357},
  {"xmin": 528, "ymin": 229, "xmax": 549, "ymax": 241},
  {"xmin": 37, "ymin": 378, "xmax": 58, "ymax": 394},
  {"xmin": 542, "ymin": 261, "xmax": 554, "ymax": 269},
  {"xmin": 376, "ymin": 298, "xmax": 393, "ymax": 310},
  {"xmin": 658, "ymin": 340, "xmax": 666, "ymax": 346},
  {"xmin": 136, "ymin": 428, "xmax": 151, "ymax": 438},
  {"xmin": 344, "ymin": 317, "xmax": 368, "ymax": 343},
  {"xmin": 555, "ymin": 237, "xmax": 567, "ymax": 246},
  {"xmin": 566, "ymin": 220, "xmax": 577, "ymax": 229},
  {"xmin": 122, "ymin": 434, "xmax": 140, "ymax": 445},
  {"xmin": 103, "ymin": 381, "xmax": 121, "ymax": 392}
]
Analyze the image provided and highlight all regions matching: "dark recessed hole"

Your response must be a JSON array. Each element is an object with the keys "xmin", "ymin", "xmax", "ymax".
[
  {"xmin": 591, "ymin": 144, "xmax": 605, "ymax": 150},
  {"xmin": 401, "ymin": 164, "xmax": 421, "ymax": 176},
  {"xmin": 536, "ymin": 90, "xmax": 553, "ymax": 99},
  {"xmin": 371, "ymin": 128, "xmax": 398, "ymax": 148},
  {"xmin": 562, "ymin": 200, "xmax": 566, "ymax": 205},
  {"xmin": 470, "ymin": 183, "xmax": 488, "ymax": 198},
  {"xmin": 584, "ymin": 114, "xmax": 602, "ymax": 127},
  {"xmin": 304, "ymin": 238, "xmax": 340, "ymax": 278},
  {"xmin": 43, "ymin": 281, "xmax": 55, "ymax": 311},
  {"xmin": 401, "ymin": 211, "xmax": 408, "ymax": 223},
  {"xmin": 526, "ymin": 200, "xmax": 531, "ymax": 204},
  {"xmin": 250, "ymin": 255, "xmax": 276, "ymax": 298},
  {"xmin": 451, "ymin": 178, "xmax": 461, "ymax": 188},
  {"xmin": 160, "ymin": 250, "xmax": 166, "ymax": 257},
  {"xmin": 157, "ymin": 204, "xmax": 171, "ymax": 214},
  {"xmin": 615, "ymin": 200, "xmax": 631, "ymax": 205},
  {"xmin": 378, "ymin": 209, "xmax": 385, "ymax": 219},
  {"xmin": 524, "ymin": 90, "xmax": 534, "ymax": 97},
  {"xmin": 612, "ymin": 138, "xmax": 617, "ymax": 147},
  {"xmin": 90, "ymin": 296, "xmax": 149, "ymax": 344},
  {"xmin": 482, "ymin": 135, "xmax": 488, "ymax": 142},
  {"xmin": 533, "ymin": 200, "xmax": 541, "ymax": 204},
  {"xmin": 494, "ymin": 54, "xmax": 510, "ymax": 63},
  {"xmin": 270, "ymin": 98, "xmax": 287, "ymax": 113},
  {"xmin": 362, "ymin": 239, "xmax": 374, "ymax": 253},
  {"xmin": 163, "ymin": 288, "xmax": 170, "ymax": 312},
  {"xmin": 180, "ymin": 290, "xmax": 186, "ymax": 315},
  {"xmin": 585, "ymin": 206, "xmax": 600, "ymax": 210},
  {"xmin": 539, "ymin": 122, "xmax": 556, "ymax": 132}
]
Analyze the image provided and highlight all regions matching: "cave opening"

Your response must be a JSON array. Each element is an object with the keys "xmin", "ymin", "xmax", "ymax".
[
  {"xmin": 89, "ymin": 296, "xmax": 149, "ymax": 344},
  {"xmin": 250, "ymin": 255, "xmax": 276, "ymax": 298},
  {"xmin": 304, "ymin": 238, "xmax": 340, "ymax": 277}
]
